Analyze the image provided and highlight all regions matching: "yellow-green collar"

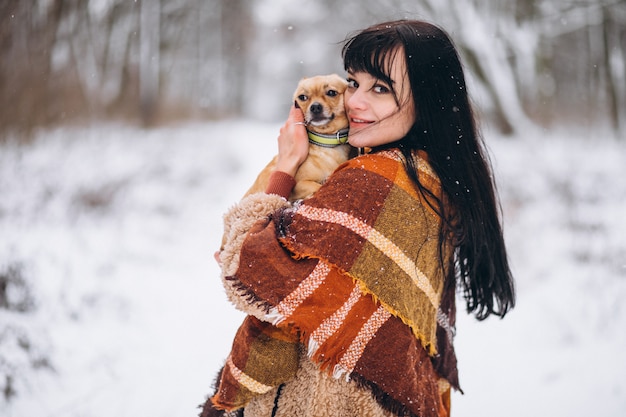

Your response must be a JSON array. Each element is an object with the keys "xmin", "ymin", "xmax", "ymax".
[{"xmin": 307, "ymin": 128, "xmax": 349, "ymax": 147}]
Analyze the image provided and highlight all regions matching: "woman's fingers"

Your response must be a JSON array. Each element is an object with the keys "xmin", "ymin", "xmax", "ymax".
[{"xmin": 275, "ymin": 105, "xmax": 309, "ymax": 176}]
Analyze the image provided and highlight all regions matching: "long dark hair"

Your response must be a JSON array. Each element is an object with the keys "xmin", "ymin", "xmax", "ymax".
[{"xmin": 342, "ymin": 20, "xmax": 515, "ymax": 320}]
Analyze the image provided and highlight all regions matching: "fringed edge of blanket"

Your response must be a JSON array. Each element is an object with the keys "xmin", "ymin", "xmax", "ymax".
[
  {"xmin": 224, "ymin": 275, "xmax": 275, "ymax": 315},
  {"xmin": 199, "ymin": 366, "xmax": 245, "ymax": 417}
]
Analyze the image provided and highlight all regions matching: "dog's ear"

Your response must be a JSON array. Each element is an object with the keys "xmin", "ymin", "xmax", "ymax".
[
  {"xmin": 327, "ymin": 74, "xmax": 348, "ymax": 89},
  {"xmin": 328, "ymin": 74, "xmax": 347, "ymax": 83},
  {"xmin": 328, "ymin": 74, "xmax": 348, "ymax": 93}
]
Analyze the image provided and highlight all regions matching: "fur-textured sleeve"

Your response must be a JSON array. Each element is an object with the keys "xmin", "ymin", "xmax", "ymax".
[{"xmin": 219, "ymin": 192, "xmax": 291, "ymax": 318}]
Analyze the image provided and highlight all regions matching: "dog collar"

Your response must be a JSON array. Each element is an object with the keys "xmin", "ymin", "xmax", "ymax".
[{"xmin": 307, "ymin": 128, "xmax": 349, "ymax": 148}]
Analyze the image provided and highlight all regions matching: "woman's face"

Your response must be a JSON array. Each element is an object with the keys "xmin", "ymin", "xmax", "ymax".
[{"xmin": 344, "ymin": 50, "xmax": 416, "ymax": 149}]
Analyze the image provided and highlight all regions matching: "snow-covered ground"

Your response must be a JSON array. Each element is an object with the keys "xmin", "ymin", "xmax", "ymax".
[{"xmin": 1, "ymin": 121, "xmax": 625, "ymax": 417}]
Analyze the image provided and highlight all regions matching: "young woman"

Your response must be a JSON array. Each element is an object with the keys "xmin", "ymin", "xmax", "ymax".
[{"xmin": 201, "ymin": 19, "xmax": 515, "ymax": 417}]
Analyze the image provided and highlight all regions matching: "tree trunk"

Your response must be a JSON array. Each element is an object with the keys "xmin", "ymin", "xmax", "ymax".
[
  {"xmin": 140, "ymin": 0, "xmax": 161, "ymax": 126},
  {"xmin": 601, "ymin": 7, "xmax": 620, "ymax": 131}
]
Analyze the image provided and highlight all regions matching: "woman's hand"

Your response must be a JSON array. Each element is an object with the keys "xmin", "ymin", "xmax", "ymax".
[{"xmin": 274, "ymin": 103, "xmax": 309, "ymax": 177}]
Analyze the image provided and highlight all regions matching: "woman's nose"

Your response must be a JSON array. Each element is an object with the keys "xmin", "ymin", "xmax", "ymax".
[{"xmin": 345, "ymin": 89, "xmax": 366, "ymax": 111}]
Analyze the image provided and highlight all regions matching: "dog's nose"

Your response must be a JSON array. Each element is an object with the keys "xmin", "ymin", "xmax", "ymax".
[{"xmin": 310, "ymin": 102, "xmax": 323, "ymax": 114}]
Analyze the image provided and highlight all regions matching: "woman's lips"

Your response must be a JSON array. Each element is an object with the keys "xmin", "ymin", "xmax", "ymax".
[{"xmin": 349, "ymin": 117, "xmax": 373, "ymax": 129}]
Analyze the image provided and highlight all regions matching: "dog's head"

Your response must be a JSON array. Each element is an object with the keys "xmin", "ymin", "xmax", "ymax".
[{"xmin": 293, "ymin": 74, "xmax": 349, "ymax": 135}]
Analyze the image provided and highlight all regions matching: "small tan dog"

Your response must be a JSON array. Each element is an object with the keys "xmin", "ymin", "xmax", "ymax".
[
  {"xmin": 217, "ymin": 74, "xmax": 351, "ymax": 259},
  {"xmin": 244, "ymin": 73, "xmax": 351, "ymax": 201}
]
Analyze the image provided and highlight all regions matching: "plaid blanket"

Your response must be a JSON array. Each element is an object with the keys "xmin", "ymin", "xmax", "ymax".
[{"xmin": 212, "ymin": 150, "xmax": 459, "ymax": 416}]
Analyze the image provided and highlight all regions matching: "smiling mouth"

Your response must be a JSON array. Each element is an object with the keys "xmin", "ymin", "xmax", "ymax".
[{"xmin": 350, "ymin": 118, "xmax": 374, "ymax": 126}]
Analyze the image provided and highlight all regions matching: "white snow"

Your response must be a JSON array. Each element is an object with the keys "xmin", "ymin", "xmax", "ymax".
[{"xmin": 1, "ymin": 121, "xmax": 625, "ymax": 416}]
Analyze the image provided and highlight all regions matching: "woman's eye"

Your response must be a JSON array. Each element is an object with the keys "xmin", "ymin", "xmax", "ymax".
[
  {"xmin": 373, "ymin": 84, "xmax": 390, "ymax": 94},
  {"xmin": 346, "ymin": 78, "xmax": 358, "ymax": 88},
  {"xmin": 326, "ymin": 89, "xmax": 338, "ymax": 97}
]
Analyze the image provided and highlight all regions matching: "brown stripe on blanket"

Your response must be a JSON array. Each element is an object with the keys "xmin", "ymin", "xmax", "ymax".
[{"xmin": 351, "ymin": 316, "xmax": 443, "ymax": 416}]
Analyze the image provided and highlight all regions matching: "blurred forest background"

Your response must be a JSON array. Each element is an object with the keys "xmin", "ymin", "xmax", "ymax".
[
  {"xmin": 1, "ymin": 0, "xmax": 625, "ymax": 138},
  {"xmin": 1, "ymin": 1, "xmax": 626, "ymax": 415}
]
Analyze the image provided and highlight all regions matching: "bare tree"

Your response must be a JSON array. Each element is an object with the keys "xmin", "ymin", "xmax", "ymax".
[
  {"xmin": 0, "ymin": 0, "xmax": 65, "ymax": 132},
  {"xmin": 140, "ymin": 0, "xmax": 161, "ymax": 126}
]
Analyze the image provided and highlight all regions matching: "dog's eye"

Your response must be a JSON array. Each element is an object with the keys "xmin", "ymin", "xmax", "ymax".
[
  {"xmin": 298, "ymin": 94, "xmax": 308, "ymax": 101},
  {"xmin": 326, "ymin": 90, "xmax": 338, "ymax": 97}
]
